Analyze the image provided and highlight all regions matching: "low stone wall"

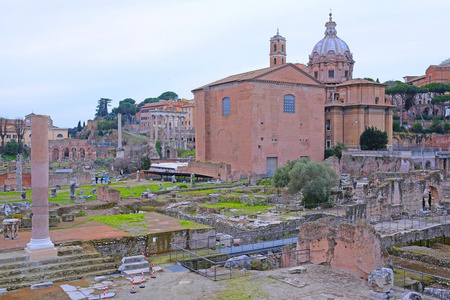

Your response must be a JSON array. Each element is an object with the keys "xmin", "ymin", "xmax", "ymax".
[
  {"xmin": 97, "ymin": 185, "xmax": 121, "ymax": 202},
  {"xmin": 180, "ymin": 161, "xmax": 232, "ymax": 182},
  {"xmin": 341, "ymin": 151, "xmax": 414, "ymax": 176},
  {"xmin": 86, "ymin": 227, "xmax": 216, "ymax": 258},
  {"xmin": 380, "ymin": 223, "xmax": 450, "ymax": 249},
  {"xmin": 297, "ymin": 218, "xmax": 385, "ymax": 279},
  {"xmin": 49, "ymin": 172, "xmax": 92, "ymax": 188}
]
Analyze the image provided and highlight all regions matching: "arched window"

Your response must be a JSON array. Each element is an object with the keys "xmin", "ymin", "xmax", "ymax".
[
  {"xmin": 283, "ymin": 95, "xmax": 295, "ymax": 113},
  {"xmin": 282, "ymin": 58, "xmax": 284, "ymax": 64},
  {"xmin": 281, "ymin": 44, "xmax": 284, "ymax": 52},
  {"xmin": 274, "ymin": 58, "xmax": 277, "ymax": 65},
  {"xmin": 222, "ymin": 97, "xmax": 230, "ymax": 116},
  {"xmin": 274, "ymin": 44, "xmax": 277, "ymax": 52},
  {"xmin": 57, "ymin": 133, "xmax": 63, "ymax": 139}
]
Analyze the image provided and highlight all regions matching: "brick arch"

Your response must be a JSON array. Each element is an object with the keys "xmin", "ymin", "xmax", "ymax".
[
  {"xmin": 63, "ymin": 147, "xmax": 70, "ymax": 159},
  {"xmin": 403, "ymin": 137, "xmax": 412, "ymax": 147},
  {"xmin": 51, "ymin": 147, "xmax": 61, "ymax": 161},
  {"xmin": 79, "ymin": 147, "xmax": 86, "ymax": 160},
  {"xmin": 425, "ymin": 160, "xmax": 432, "ymax": 170},
  {"xmin": 392, "ymin": 137, "xmax": 399, "ymax": 147},
  {"xmin": 71, "ymin": 147, "xmax": 77, "ymax": 160}
]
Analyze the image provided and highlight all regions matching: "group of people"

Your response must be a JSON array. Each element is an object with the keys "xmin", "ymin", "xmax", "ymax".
[{"xmin": 422, "ymin": 187, "xmax": 433, "ymax": 211}]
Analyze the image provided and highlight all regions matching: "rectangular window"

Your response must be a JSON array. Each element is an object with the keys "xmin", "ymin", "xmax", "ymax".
[
  {"xmin": 328, "ymin": 70, "xmax": 334, "ymax": 78},
  {"xmin": 13, "ymin": 135, "xmax": 17, "ymax": 138},
  {"xmin": 326, "ymin": 140, "xmax": 331, "ymax": 148},
  {"xmin": 345, "ymin": 70, "xmax": 349, "ymax": 78},
  {"xmin": 429, "ymin": 75, "xmax": 432, "ymax": 83},
  {"xmin": 418, "ymin": 94, "xmax": 422, "ymax": 100},
  {"xmin": 326, "ymin": 120, "xmax": 331, "ymax": 131},
  {"xmin": 283, "ymin": 95, "xmax": 295, "ymax": 113},
  {"xmin": 222, "ymin": 97, "xmax": 230, "ymax": 116},
  {"xmin": 6, "ymin": 135, "xmax": 11, "ymax": 138},
  {"xmin": 314, "ymin": 71, "xmax": 318, "ymax": 79}
]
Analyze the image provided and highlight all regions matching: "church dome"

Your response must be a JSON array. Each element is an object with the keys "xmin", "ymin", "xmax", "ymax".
[{"xmin": 310, "ymin": 13, "xmax": 351, "ymax": 56}]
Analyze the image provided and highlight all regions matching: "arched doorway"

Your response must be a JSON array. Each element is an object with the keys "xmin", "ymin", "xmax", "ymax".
[
  {"xmin": 166, "ymin": 149, "xmax": 170, "ymax": 158},
  {"xmin": 63, "ymin": 148, "xmax": 70, "ymax": 160},
  {"xmin": 71, "ymin": 148, "xmax": 77, "ymax": 160},
  {"xmin": 51, "ymin": 148, "xmax": 60, "ymax": 161},
  {"xmin": 425, "ymin": 160, "xmax": 431, "ymax": 170},
  {"xmin": 80, "ymin": 148, "xmax": 85, "ymax": 160}
]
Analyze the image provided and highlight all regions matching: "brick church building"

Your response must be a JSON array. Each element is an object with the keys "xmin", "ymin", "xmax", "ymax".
[{"xmin": 190, "ymin": 13, "xmax": 393, "ymax": 181}]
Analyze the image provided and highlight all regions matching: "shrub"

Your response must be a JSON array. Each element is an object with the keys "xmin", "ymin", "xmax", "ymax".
[{"xmin": 76, "ymin": 210, "xmax": 86, "ymax": 217}]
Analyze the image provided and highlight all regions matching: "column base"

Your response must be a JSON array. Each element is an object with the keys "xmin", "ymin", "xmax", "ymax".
[{"xmin": 25, "ymin": 246, "xmax": 57, "ymax": 261}]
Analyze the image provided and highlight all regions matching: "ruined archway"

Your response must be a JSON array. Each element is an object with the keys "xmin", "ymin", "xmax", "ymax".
[
  {"xmin": 63, "ymin": 148, "xmax": 70, "ymax": 160},
  {"xmin": 51, "ymin": 148, "xmax": 60, "ymax": 161},
  {"xmin": 71, "ymin": 148, "xmax": 77, "ymax": 160},
  {"xmin": 80, "ymin": 148, "xmax": 85, "ymax": 160},
  {"xmin": 425, "ymin": 160, "xmax": 431, "ymax": 170}
]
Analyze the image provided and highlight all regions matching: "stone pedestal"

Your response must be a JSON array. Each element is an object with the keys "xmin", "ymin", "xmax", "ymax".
[
  {"xmin": 25, "ymin": 115, "xmax": 57, "ymax": 261},
  {"xmin": 3, "ymin": 218, "xmax": 20, "ymax": 239}
]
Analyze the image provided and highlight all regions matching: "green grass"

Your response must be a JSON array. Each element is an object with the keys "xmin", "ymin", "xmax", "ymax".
[
  {"xmin": 178, "ymin": 189, "xmax": 218, "ymax": 196},
  {"xmin": 90, "ymin": 213, "xmax": 149, "ymax": 235},
  {"xmin": 112, "ymin": 183, "xmax": 173, "ymax": 198},
  {"xmin": 178, "ymin": 149, "xmax": 195, "ymax": 158},
  {"xmin": 201, "ymin": 202, "xmax": 273, "ymax": 215},
  {"xmin": 179, "ymin": 220, "xmax": 210, "ymax": 229}
]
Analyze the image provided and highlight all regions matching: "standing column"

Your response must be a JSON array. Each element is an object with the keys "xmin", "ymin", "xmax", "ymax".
[
  {"xmin": 116, "ymin": 113, "xmax": 124, "ymax": 158},
  {"xmin": 165, "ymin": 116, "xmax": 170, "ymax": 143},
  {"xmin": 16, "ymin": 154, "xmax": 22, "ymax": 193},
  {"xmin": 177, "ymin": 116, "xmax": 182, "ymax": 148},
  {"xmin": 25, "ymin": 115, "xmax": 57, "ymax": 260},
  {"xmin": 155, "ymin": 115, "xmax": 159, "ymax": 141},
  {"xmin": 149, "ymin": 114, "xmax": 153, "ymax": 141}
]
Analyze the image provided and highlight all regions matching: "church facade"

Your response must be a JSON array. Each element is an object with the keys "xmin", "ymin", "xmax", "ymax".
[{"xmin": 191, "ymin": 14, "xmax": 393, "ymax": 181}]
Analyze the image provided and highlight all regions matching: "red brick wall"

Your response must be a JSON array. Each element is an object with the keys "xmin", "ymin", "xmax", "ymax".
[{"xmin": 194, "ymin": 77, "xmax": 325, "ymax": 179}]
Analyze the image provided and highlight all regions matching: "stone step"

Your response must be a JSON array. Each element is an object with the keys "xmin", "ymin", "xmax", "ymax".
[
  {"xmin": 0, "ymin": 256, "xmax": 115, "ymax": 278},
  {"xmin": 119, "ymin": 260, "xmax": 149, "ymax": 271},
  {"xmin": 0, "ymin": 251, "xmax": 28, "ymax": 265},
  {"xmin": 1, "ymin": 268, "xmax": 118, "ymax": 291},
  {"xmin": 0, "ymin": 252, "xmax": 102, "ymax": 271},
  {"xmin": 123, "ymin": 267, "xmax": 151, "ymax": 276},
  {"xmin": 0, "ymin": 260, "xmax": 117, "ymax": 287}
]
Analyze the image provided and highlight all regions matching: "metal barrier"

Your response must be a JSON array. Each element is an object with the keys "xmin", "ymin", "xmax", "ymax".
[{"xmin": 389, "ymin": 264, "xmax": 450, "ymax": 299}]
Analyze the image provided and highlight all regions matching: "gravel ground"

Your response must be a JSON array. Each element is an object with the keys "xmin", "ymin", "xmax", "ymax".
[{"xmin": 7, "ymin": 263, "xmax": 434, "ymax": 299}]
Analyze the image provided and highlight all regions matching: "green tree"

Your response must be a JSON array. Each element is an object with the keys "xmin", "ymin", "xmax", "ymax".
[
  {"xmin": 113, "ymin": 98, "xmax": 140, "ymax": 123},
  {"xmin": 431, "ymin": 94, "xmax": 450, "ymax": 122},
  {"xmin": 273, "ymin": 160, "xmax": 298, "ymax": 188},
  {"xmin": 5, "ymin": 140, "xmax": 22, "ymax": 156},
  {"xmin": 95, "ymin": 98, "xmax": 112, "ymax": 118},
  {"xmin": 359, "ymin": 126, "xmax": 388, "ymax": 150},
  {"xmin": 363, "ymin": 77, "xmax": 375, "ymax": 82},
  {"xmin": 428, "ymin": 117, "xmax": 444, "ymax": 134},
  {"xmin": 138, "ymin": 97, "xmax": 160, "ymax": 107},
  {"xmin": 411, "ymin": 122, "xmax": 424, "ymax": 133},
  {"xmin": 140, "ymin": 155, "xmax": 151, "ymax": 170},
  {"xmin": 274, "ymin": 158, "xmax": 338, "ymax": 207},
  {"xmin": 0, "ymin": 117, "xmax": 7, "ymax": 150},
  {"xmin": 77, "ymin": 121, "xmax": 82, "ymax": 132},
  {"xmin": 393, "ymin": 120, "xmax": 401, "ymax": 132},
  {"xmin": 444, "ymin": 122, "xmax": 450, "ymax": 133},
  {"xmin": 324, "ymin": 142, "xmax": 347, "ymax": 160},
  {"xmin": 158, "ymin": 91, "xmax": 178, "ymax": 101},
  {"xmin": 155, "ymin": 140, "xmax": 162, "ymax": 157},
  {"xmin": 386, "ymin": 81, "xmax": 425, "ymax": 125}
]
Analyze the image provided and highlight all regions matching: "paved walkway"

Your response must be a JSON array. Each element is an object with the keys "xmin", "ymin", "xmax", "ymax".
[
  {"xmin": 216, "ymin": 237, "xmax": 298, "ymax": 256},
  {"xmin": 373, "ymin": 214, "xmax": 450, "ymax": 236}
]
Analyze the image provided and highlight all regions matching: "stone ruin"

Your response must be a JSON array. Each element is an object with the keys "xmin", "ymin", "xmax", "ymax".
[
  {"xmin": 97, "ymin": 185, "xmax": 121, "ymax": 202},
  {"xmin": 368, "ymin": 268, "xmax": 394, "ymax": 300}
]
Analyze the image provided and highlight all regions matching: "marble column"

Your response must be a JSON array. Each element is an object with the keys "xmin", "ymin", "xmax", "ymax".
[
  {"xmin": 155, "ymin": 115, "xmax": 159, "ymax": 141},
  {"xmin": 116, "ymin": 113, "xmax": 124, "ymax": 158},
  {"xmin": 25, "ymin": 115, "xmax": 57, "ymax": 260},
  {"xmin": 149, "ymin": 114, "xmax": 153, "ymax": 141}
]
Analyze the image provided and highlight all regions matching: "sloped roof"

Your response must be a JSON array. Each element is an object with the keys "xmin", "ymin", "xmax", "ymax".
[
  {"xmin": 192, "ymin": 63, "xmax": 323, "ymax": 92},
  {"xmin": 335, "ymin": 78, "xmax": 386, "ymax": 87}
]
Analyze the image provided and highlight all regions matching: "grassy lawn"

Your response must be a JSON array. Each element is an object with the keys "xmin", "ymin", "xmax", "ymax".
[
  {"xmin": 178, "ymin": 220, "xmax": 211, "ymax": 229},
  {"xmin": 201, "ymin": 202, "xmax": 273, "ymax": 215},
  {"xmin": 178, "ymin": 189, "xmax": 218, "ymax": 196},
  {"xmin": 90, "ymin": 213, "xmax": 149, "ymax": 235}
]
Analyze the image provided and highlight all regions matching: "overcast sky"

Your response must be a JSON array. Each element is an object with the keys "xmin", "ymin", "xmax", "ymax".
[{"xmin": 1, "ymin": 0, "xmax": 449, "ymax": 128}]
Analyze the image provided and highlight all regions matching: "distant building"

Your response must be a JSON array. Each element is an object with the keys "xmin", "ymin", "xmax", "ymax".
[{"xmin": 191, "ymin": 13, "xmax": 393, "ymax": 181}]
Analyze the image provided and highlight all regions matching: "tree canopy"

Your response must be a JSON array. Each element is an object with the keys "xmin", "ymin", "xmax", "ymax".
[
  {"xmin": 273, "ymin": 158, "xmax": 338, "ymax": 207},
  {"xmin": 158, "ymin": 91, "xmax": 178, "ymax": 101},
  {"xmin": 95, "ymin": 98, "xmax": 112, "ymax": 118},
  {"xmin": 359, "ymin": 126, "xmax": 388, "ymax": 150},
  {"xmin": 386, "ymin": 81, "xmax": 425, "ymax": 124}
]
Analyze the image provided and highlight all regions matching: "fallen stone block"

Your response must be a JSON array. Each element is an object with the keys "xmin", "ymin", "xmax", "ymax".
[
  {"xmin": 0, "ymin": 288, "xmax": 6, "ymax": 296},
  {"xmin": 121, "ymin": 255, "xmax": 145, "ymax": 264},
  {"xmin": 369, "ymin": 290, "xmax": 389, "ymax": 300},
  {"xmin": 31, "ymin": 282, "xmax": 54, "ymax": 290},
  {"xmin": 368, "ymin": 268, "xmax": 394, "ymax": 293},
  {"xmin": 288, "ymin": 266, "xmax": 307, "ymax": 274},
  {"xmin": 88, "ymin": 292, "xmax": 115, "ymax": 299},
  {"xmin": 94, "ymin": 276, "xmax": 108, "ymax": 282},
  {"xmin": 61, "ymin": 214, "xmax": 74, "ymax": 222},
  {"xmin": 399, "ymin": 292, "xmax": 422, "ymax": 300}
]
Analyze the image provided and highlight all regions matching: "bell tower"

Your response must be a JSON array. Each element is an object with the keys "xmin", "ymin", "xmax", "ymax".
[{"xmin": 270, "ymin": 29, "xmax": 286, "ymax": 67}]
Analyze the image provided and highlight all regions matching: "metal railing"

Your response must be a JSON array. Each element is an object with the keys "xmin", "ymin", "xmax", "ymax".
[{"xmin": 390, "ymin": 264, "xmax": 450, "ymax": 299}]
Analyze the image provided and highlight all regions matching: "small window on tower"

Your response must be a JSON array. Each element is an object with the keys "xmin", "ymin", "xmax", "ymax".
[
  {"xmin": 222, "ymin": 97, "xmax": 230, "ymax": 116},
  {"xmin": 281, "ymin": 44, "xmax": 284, "ymax": 52},
  {"xmin": 345, "ymin": 70, "xmax": 349, "ymax": 78},
  {"xmin": 274, "ymin": 58, "xmax": 277, "ymax": 65},
  {"xmin": 328, "ymin": 70, "xmax": 334, "ymax": 78},
  {"xmin": 282, "ymin": 58, "xmax": 284, "ymax": 64},
  {"xmin": 314, "ymin": 71, "xmax": 318, "ymax": 79},
  {"xmin": 375, "ymin": 97, "xmax": 379, "ymax": 104},
  {"xmin": 274, "ymin": 44, "xmax": 277, "ymax": 52}
]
